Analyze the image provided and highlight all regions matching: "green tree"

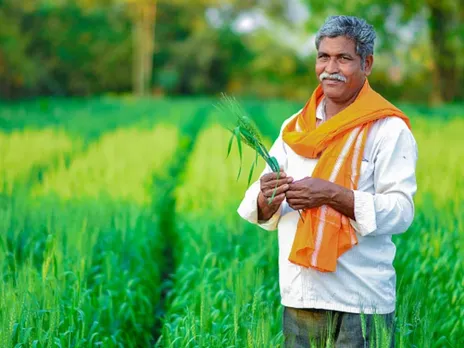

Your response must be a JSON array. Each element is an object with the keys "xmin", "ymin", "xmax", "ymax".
[
  {"xmin": 73, "ymin": 0, "xmax": 156, "ymax": 96},
  {"xmin": 0, "ymin": 0, "xmax": 132, "ymax": 98}
]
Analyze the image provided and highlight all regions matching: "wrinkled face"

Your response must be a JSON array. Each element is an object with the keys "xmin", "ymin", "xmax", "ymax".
[{"xmin": 315, "ymin": 36, "xmax": 373, "ymax": 103}]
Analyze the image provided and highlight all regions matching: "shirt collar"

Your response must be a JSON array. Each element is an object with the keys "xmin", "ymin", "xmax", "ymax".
[{"xmin": 316, "ymin": 98, "xmax": 326, "ymax": 121}]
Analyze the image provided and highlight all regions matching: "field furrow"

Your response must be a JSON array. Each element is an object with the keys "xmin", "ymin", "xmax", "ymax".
[{"xmin": 150, "ymin": 106, "xmax": 210, "ymax": 343}]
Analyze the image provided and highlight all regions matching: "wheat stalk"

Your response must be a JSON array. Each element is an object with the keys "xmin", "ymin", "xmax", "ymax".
[
  {"xmin": 215, "ymin": 93, "xmax": 304, "ymax": 221},
  {"xmin": 215, "ymin": 93, "xmax": 280, "ymax": 186}
]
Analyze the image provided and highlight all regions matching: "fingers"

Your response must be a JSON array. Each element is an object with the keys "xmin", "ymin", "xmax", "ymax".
[
  {"xmin": 260, "ymin": 171, "xmax": 293, "ymax": 197},
  {"xmin": 287, "ymin": 197, "xmax": 306, "ymax": 204},
  {"xmin": 285, "ymin": 190, "xmax": 304, "ymax": 199},
  {"xmin": 287, "ymin": 199, "xmax": 306, "ymax": 206},
  {"xmin": 263, "ymin": 177, "xmax": 293, "ymax": 190},
  {"xmin": 261, "ymin": 171, "xmax": 285, "ymax": 181},
  {"xmin": 261, "ymin": 170, "xmax": 292, "ymax": 183},
  {"xmin": 288, "ymin": 181, "xmax": 306, "ymax": 191},
  {"xmin": 285, "ymin": 190, "xmax": 295, "ymax": 199},
  {"xmin": 259, "ymin": 191, "xmax": 286, "ymax": 207},
  {"xmin": 263, "ymin": 183, "xmax": 289, "ymax": 198},
  {"xmin": 267, "ymin": 193, "xmax": 286, "ymax": 205},
  {"xmin": 288, "ymin": 204, "xmax": 306, "ymax": 210},
  {"xmin": 287, "ymin": 198, "xmax": 307, "ymax": 210}
]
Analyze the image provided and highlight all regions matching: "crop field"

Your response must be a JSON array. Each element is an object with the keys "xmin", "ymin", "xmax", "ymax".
[{"xmin": 0, "ymin": 97, "xmax": 462, "ymax": 347}]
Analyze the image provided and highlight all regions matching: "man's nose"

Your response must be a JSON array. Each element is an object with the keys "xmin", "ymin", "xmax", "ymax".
[{"xmin": 325, "ymin": 58, "xmax": 339, "ymax": 74}]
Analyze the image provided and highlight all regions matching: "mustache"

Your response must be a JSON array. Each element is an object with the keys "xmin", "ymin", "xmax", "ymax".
[{"xmin": 319, "ymin": 72, "xmax": 347, "ymax": 83}]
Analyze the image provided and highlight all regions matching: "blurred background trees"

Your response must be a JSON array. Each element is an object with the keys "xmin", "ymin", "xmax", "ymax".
[{"xmin": 0, "ymin": 0, "xmax": 462, "ymax": 103}]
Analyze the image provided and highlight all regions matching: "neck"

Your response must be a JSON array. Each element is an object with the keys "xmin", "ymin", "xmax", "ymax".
[{"xmin": 324, "ymin": 86, "xmax": 363, "ymax": 120}]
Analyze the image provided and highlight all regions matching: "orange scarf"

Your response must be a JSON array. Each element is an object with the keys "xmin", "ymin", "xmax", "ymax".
[{"xmin": 282, "ymin": 80, "xmax": 411, "ymax": 272}]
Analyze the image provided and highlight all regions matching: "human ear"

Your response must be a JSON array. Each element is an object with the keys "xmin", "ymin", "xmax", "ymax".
[{"xmin": 364, "ymin": 55, "xmax": 374, "ymax": 76}]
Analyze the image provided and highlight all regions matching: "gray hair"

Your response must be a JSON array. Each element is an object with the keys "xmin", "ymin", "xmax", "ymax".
[{"xmin": 315, "ymin": 16, "xmax": 376, "ymax": 70}]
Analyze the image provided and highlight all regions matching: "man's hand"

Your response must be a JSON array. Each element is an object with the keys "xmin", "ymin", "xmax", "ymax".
[
  {"xmin": 286, "ymin": 177, "xmax": 355, "ymax": 219},
  {"xmin": 286, "ymin": 177, "xmax": 332, "ymax": 211},
  {"xmin": 257, "ymin": 170, "xmax": 293, "ymax": 221}
]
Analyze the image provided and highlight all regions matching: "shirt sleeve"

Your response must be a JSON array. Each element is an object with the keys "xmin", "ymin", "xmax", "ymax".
[
  {"xmin": 236, "ymin": 117, "xmax": 293, "ymax": 231},
  {"xmin": 350, "ymin": 119, "xmax": 418, "ymax": 237}
]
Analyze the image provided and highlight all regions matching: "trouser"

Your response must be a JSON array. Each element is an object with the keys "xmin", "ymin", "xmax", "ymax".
[{"xmin": 283, "ymin": 306, "xmax": 395, "ymax": 348}]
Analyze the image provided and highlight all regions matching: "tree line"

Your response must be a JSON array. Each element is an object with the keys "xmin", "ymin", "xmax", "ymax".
[{"xmin": 0, "ymin": 0, "xmax": 462, "ymax": 103}]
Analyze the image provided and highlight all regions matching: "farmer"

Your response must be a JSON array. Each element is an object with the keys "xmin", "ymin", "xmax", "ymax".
[{"xmin": 237, "ymin": 15, "xmax": 418, "ymax": 347}]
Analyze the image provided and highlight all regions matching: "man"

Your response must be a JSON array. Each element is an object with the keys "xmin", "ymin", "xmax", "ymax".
[{"xmin": 237, "ymin": 15, "xmax": 418, "ymax": 347}]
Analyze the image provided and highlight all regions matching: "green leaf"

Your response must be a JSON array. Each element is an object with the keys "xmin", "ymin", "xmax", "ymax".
[
  {"xmin": 240, "ymin": 128, "xmax": 264, "ymax": 152},
  {"xmin": 233, "ymin": 127, "xmax": 242, "ymax": 161},
  {"xmin": 249, "ymin": 138, "xmax": 266, "ymax": 160},
  {"xmin": 238, "ymin": 128, "xmax": 258, "ymax": 148},
  {"xmin": 238, "ymin": 126, "xmax": 254, "ymax": 139},
  {"xmin": 269, "ymin": 156, "xmax": 280, "ymax": 173},
  {"xmin": 268, "ymin": 172, "xmax": 279, "ymax": 204},
  {"xmin": 259, "ymin": 143, "xmax": 271, "ymax": 159},
  {"xmin": 226, "ymin": 132, "xmax": 234, "ymax": 158},
  {"xmin": 234, "ymin": 127, "xmax": 243, "ymax": 180},
  {"xmin": 247, "ymin": 160, "xmax": 255, "ymax": 186},
  {"xmin": 263, "ymin": 157, "xmax": 274, "ymax": 169},
  {"xmin": 239, "ymin": 133, "xmax": 255, "ymax": 149}
]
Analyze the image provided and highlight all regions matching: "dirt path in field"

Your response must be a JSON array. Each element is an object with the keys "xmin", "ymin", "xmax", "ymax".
[{"xmin": 150, "ymin": 106, "xmax": 209, "ymax": 343}]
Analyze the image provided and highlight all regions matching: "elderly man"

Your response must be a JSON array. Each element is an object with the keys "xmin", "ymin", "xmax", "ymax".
[{"xmin": 237, "ymin": 15, "xmax": 418, "ymax": 347}]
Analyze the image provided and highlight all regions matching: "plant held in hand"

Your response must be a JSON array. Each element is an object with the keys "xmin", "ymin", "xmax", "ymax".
[
  {"xmin": 215, "ymin": 93, "xmax": 278, "ymax": 182},
  {"xmin": 215, "ymin": 93, "xmax": 304, "ymax": 221}
]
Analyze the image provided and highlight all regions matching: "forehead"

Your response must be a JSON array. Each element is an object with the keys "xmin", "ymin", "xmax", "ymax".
[{"xmin": 318, "ymin": 36, "xmax": 357, "ymax": 55}]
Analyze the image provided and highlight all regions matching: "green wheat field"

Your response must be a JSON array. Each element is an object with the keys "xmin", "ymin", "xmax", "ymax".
[{"xmin": 0, "ymin": 97, "xmax": 462, "ymax": 347}]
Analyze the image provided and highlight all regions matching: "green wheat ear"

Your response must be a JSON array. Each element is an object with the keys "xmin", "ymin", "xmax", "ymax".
[
  {"xmin": 215, "ymin": 93, "xmax": 280, "ymax": 182},
  {"xmin": 216, "ymin": 93, "xmax": 304, "ymax": 221},
  {"xmin": 237, "ymin": 112, "xmax": 263, "ymax": 145}
]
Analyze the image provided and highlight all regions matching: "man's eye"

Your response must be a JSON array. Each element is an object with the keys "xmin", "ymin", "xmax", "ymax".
[{"xmin": 318, "ymin": 56, "xmax": 329, "ymax": 61}]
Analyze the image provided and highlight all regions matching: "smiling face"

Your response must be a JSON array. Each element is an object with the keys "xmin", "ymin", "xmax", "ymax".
[{"xmin": 316, "ymin": 36, "xmax": 373, "ymax": 104}]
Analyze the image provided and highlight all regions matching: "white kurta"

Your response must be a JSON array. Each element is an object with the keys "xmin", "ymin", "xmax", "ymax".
[{"xmin": 237, "ymin": 101, "xmax": 418, "ymax": 314}]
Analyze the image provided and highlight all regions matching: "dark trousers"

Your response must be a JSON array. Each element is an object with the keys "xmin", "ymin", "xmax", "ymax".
[{"xmin": 283, "ymin": 306, "xmax": 395, "ymax": 348}]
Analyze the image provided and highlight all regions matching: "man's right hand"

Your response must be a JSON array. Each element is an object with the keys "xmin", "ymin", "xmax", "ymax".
[{"xmin": 257, "ymin": 170, "xmax": 293, "ymax": 221}]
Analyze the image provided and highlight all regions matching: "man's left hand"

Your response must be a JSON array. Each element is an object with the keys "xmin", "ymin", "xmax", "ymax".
[{"xmin": 286, "ymin": 177, "xmax": 333, "ymax": 211}]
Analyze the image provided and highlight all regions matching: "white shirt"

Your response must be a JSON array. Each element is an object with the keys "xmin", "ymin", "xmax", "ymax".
[{"xmin": 237, "ymin": 100, "xmax": 418, "ymax": 314}]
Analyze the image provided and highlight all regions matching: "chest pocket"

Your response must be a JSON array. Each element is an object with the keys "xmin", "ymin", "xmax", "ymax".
[{"xmin": 360, "ymin": 159, "xmax": 369, "ymax": 176}]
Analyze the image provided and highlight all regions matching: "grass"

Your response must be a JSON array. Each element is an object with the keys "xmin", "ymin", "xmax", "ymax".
[
  {"xmin": 0, "ymin": 196, "xmax": 162, "ymax": 347},
  {"xmin": 0, "ymin": 98, "xmax": 462, "ymax": 347},
  {"xmin": 32, "ymin": 124, "xmax": 178, "ymax": 204},
  {"xmin": 0, "ymin": 128, "xmax": 80, "ymax": 194},
  {"xmin": 156, "ymin": 218, "xmax": 283, "ymax": 347},
  {"xmin": 392, "ymin": 116, "xmax": 464, "ymax": 346}
]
